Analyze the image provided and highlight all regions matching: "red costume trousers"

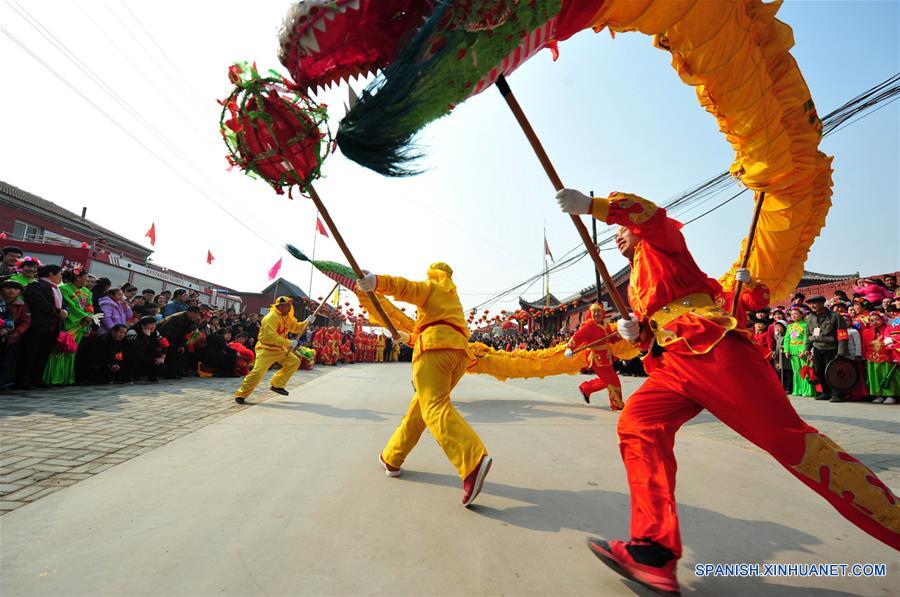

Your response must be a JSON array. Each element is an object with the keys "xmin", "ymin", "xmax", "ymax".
[
  {"xmin": 618, "ymin": 334, "xmax": 899, "ymax": 557},
  {"xmin": 580, "ymin": 362, "xmax": 623, "ymax": 409}
]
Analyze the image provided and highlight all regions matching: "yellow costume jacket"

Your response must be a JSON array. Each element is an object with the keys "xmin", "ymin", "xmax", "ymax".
[{"xmin": 256, "ymin": 305, "xmax": 307, "ymax": 353}]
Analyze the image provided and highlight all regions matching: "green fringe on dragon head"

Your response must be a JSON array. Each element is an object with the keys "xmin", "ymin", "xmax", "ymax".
[{"xmin": 278, "ymin": 1, "xmax": 603, "ymax": 176}]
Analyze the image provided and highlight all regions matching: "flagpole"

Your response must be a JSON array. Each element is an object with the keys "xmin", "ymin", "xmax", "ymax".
[{"xmin": 308, "ymin": 211, "xmax": 319, "ymax": 299}]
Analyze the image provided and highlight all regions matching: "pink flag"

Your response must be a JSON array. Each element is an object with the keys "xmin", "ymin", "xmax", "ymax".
[
  {"xmin": 268, "ymin": 257, "xmax": 283, "ymax": 281},
  {"xmin": 206, "ymin": 250, "xmax": 215, "ymax": 265}
]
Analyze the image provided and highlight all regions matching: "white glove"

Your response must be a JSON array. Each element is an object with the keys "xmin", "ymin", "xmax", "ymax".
[
  {"xmin": 357, "ymin": 271, "xmax": 377, "ymax": 292},
  {"xmin": 394, "ymin": 330, "xmax": 411, "ymax": 345},
  {"xmin": 884, "ymin": 337, "xmax": 894, "ymax": 346},
  {"xmin": 564, "ymin": 348, "xmax": 574, "ymax": 359},
  {"xmin": 555, "ymin": 188, "xmax": 593, "ymax": 215},
  {"xmin": 304, "ymin": 316, "xmax": 315, "ymax": 326},
  {"xmin": 735, "ymin": 268, "xmax": 751, "ymax": 284},
  {"xmin": 288, "ymin": 339, "xmax": 299, "ymax": 350},
  {"xmin": 617, "ymin": 314, "xmax": 641, "ymax": 342}
]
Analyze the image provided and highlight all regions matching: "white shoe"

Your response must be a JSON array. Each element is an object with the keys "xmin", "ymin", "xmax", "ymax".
[
  {"xmin": 873, "ymin": 397, "xmax": 885, "ymax": 403},
  {"xmin": 379, "ymin": 454, "xmax": 401, "ymax": 477},
  {"xmin": 884, "ymin": 397, "xmax": 897, "ymax": 405}
]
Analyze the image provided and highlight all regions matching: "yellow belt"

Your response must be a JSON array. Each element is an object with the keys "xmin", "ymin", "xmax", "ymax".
[{"xmin": 648, "ymin": 293, "xmax": 719, "ymax": 330}]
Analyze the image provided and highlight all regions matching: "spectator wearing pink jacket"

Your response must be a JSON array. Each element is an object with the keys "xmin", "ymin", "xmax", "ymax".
[
  {"xmin": 854, "ymin": 278, "xmax": 894, "ymax": 306},
  {"xmin": 98, "ymin": 288, "xmax": 132, "ymax": 335}
]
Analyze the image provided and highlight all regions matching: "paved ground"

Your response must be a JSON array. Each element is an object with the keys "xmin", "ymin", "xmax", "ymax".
[
  {"xmin": 1, "ymin": 364, "xmax": 898, "ymax": 596},
  {"xmin": 0, "ymin": 366, "xmax": 331, "ymax": 515}
]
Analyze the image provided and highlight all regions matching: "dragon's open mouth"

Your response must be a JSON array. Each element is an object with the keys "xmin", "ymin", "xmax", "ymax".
[{"xmin": 278, "ymin": 0, "xmax": 432, "ymax": 94}]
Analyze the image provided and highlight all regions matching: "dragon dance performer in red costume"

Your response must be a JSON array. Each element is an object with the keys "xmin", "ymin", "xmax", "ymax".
[
  {"xmin": 565, "ymin": 303, "xmax": 623, "ymax": 410},
  {"xmin": 556, "ymin": 188, "xmax": 899, "ymax": 595}
]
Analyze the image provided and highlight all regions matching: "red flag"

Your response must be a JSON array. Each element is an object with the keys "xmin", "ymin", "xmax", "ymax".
[
  {"xmin": 316, "ymin": 217, "xmax": 329, "ymax": 238},
  {"xmin": 544, "ymin": 233, "xmax": 554, "ymax": 262},
  {"xmin": 268, "ymin": 257, "xmax": 282, "ymax": 281},
  {"xmin": 145, "ymin": 223, "xmax": 156, "ymax": 246},
  {"xmin": 206, "ymin": 250, "xmax": 215, "ymax": 265}
]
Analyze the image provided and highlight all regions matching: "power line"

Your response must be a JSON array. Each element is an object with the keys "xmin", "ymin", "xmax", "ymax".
[
  {"xmin": 465, "ymin": 72, "xmax": 900, "ymax": 312},
  {"xmin": 73, "ymin": 0, "xmax": 199, "ymax": 129},
  {"xmin": 118, "ymin": 1, "xmax": 207, "ymax": 105},
  {"xmin": 101, "ymin": 0, "xmax": 202, "ymax": 113},
  {"xmin": 0, "ymin": 25, "xmax": 279, "ymax": 250}
]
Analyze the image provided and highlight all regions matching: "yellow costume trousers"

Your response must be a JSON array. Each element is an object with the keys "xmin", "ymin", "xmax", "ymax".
[
  {"xmin": 235, "ymin": 348, "xmax": 301, "ymax": 398},
  {"xmin": 381, "ymin": 349, "xmax": 486, "ymax": 479},
  {"xmin": 375, "ymin": 350, "xmax": 384, "ymax": 363}
]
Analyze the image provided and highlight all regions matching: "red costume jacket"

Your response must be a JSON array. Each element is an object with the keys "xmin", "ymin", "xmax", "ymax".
[
  {"xmin": 591, "ymin": 192, "xmax": 742, "ymax": 355},
  {"xmin": 568, "ymin": 318, "xmax": 615, "ymax": 367}
]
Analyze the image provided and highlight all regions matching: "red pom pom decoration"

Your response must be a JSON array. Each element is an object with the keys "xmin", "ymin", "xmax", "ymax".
[{"xmin": 220, "ymin": 62, "xmax": 332, "ymax": 197}]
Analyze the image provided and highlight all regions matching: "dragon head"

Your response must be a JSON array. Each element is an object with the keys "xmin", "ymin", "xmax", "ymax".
[{"xmin": 278, "ymin": 0, "xmax": 604, "ymax": 175}]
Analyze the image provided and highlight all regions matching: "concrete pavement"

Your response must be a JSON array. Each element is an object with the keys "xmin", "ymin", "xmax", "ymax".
[
  {"xmin": 0, "ymin": 366, "xmax": 333, "ymax": 515},
  {"xmin": 1, "ymin": 363, "xmax": 897, "ymax": 596}
]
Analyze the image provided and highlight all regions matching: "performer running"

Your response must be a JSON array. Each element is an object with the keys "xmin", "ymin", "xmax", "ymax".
[
  {"xmin": 556, "ymin": 189, "xmax": 899, "ymax": 594},
  {"xmin": 564, "ymin": 303, "xmax": 623, "ymax": 410},
  {"xmin": 358, "ymin": 262, "xmax": 492, "ymax": 507},
  {"xmin": 234, "ymin": 296, "xmax": 309, "ymax": 404}
]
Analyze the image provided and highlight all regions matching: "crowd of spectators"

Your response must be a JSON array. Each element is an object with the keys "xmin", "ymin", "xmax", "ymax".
[
  {"xmin": 2, "ymin": 242, "xmax": 893, "ymax": 400},
  {"xmin": 0, "ymin": 246, "xmax": 271, "ymax": 391},
  {"xmin": 472, "ymin": 329, "xmax": 572, "ymax": 352},
  {"xmin": 751, "ymin": 275, "xmax": 898, "ymax": 404}
]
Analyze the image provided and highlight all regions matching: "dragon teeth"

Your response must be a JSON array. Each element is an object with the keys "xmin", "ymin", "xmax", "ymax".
[
  {"xmin": 313, "ymin": 18, "xmax": 327, "ymax": 32},
  {"xmin": 299, "ymin": 30, "xmax": 321, "ymax": 53}
]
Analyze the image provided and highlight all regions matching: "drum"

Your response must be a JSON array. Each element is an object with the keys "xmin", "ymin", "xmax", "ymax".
[{"xmin": 824, "ymin": 356, "xmax": 860, "ymax": 392}]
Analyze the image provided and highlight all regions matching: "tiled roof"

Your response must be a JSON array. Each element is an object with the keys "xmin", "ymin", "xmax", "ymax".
[
  {"xmin": 801, "ymin": 270, "xmax": 858, "ymax": 282},
  {"xmin": 562, "ymin": 265, "xmax": 631, "ymax": 304},
  {"xmin": 0, "ymin": 179, "xmax": 150, "ymax": 257},
  {"xmin": 258, "ymin": 278, "xmax": 310, "ymax": 300},
  {"xmin": 519, "ymin": 293, "xmax": 561, "ymax": 309}
]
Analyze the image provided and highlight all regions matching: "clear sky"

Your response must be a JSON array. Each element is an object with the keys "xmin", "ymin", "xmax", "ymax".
[{"xmin": 1, "ymin": 1, "xmax": 897, "ymax": 317}]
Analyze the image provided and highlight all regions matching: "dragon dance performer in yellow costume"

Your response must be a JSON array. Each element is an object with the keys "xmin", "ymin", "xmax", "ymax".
[
  {"xmin": 235, "ymin": 296, "xmax": 310, "ymax": 404},
  {"xmin": 357, "ymin": 262, "xmax": 492, "ymax": 507}
]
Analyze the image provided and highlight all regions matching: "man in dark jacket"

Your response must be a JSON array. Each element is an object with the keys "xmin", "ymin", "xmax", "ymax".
[
  {"xmin": 125, "ymin": 316, "xmax": 166, "ymax": 382},
  {"xmin": 0, "ymin": 280, "xmax": 31, "ymax": 389},
  {"xmin": 17, "ymin": 264, "xmax": 66, "ymax": 389},
  {"xmin": 199, "ymin": 328, "xmax": 238, "ymax": 376},
  {"xmin": 77, "ymin": 324, "xmax": 129, "ymax": 384},
  {"xmin": 803, "ymin": 295, "xmax": 848, "ymax": 402},
  {"xmin": 158, "ymin": 306, "xmax": 201, "ymax": 379}
]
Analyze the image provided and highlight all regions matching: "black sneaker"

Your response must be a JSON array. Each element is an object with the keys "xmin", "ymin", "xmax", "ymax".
[
  {"xmin": 829, "ymin": 395, "xmax": 844, "ymax": 402},
  {"xmin": 815, "ymin": 394, "xmax": 829, "ymax": 401},
  {"xmin": 147, "ymin": 376, "xmax": 159, "ymax": 383},
  {"xmin": 580, "ymin": 389, "xmax": 591, "ymax": 404},
  {"xmin": 270, "ymin": 386, "xmax": 289, "ymax": 396},
  {"xmin": 235, "ymin": 397, "xmax": 246, "ymax": 404}
]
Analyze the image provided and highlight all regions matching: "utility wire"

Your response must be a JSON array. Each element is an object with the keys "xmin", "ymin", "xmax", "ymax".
[
  {"xmin": 0, "ymin": 25, "xmax": 279, "ymax": 250},
  {"xmin": 467, "ymin": 72, "xmax": 900, "ymax": 312}
]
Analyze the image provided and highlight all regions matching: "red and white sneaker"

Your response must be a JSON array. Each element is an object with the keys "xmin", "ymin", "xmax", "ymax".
[
  {"xmin": 379, "ymin": 454, "xmax": 401, "ymax": 477},
  {"xmin": 462, "ymin": 455, "xmax": 492, "ymax": 507},
  {"xmin": 586, "ymin": 537, "xmax": 680, "ymax": 596}
]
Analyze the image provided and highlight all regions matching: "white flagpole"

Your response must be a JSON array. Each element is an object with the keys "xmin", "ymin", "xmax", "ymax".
[{"xmin": 308, "ymin": 212, "xmax": 319, "ymax": 298}]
